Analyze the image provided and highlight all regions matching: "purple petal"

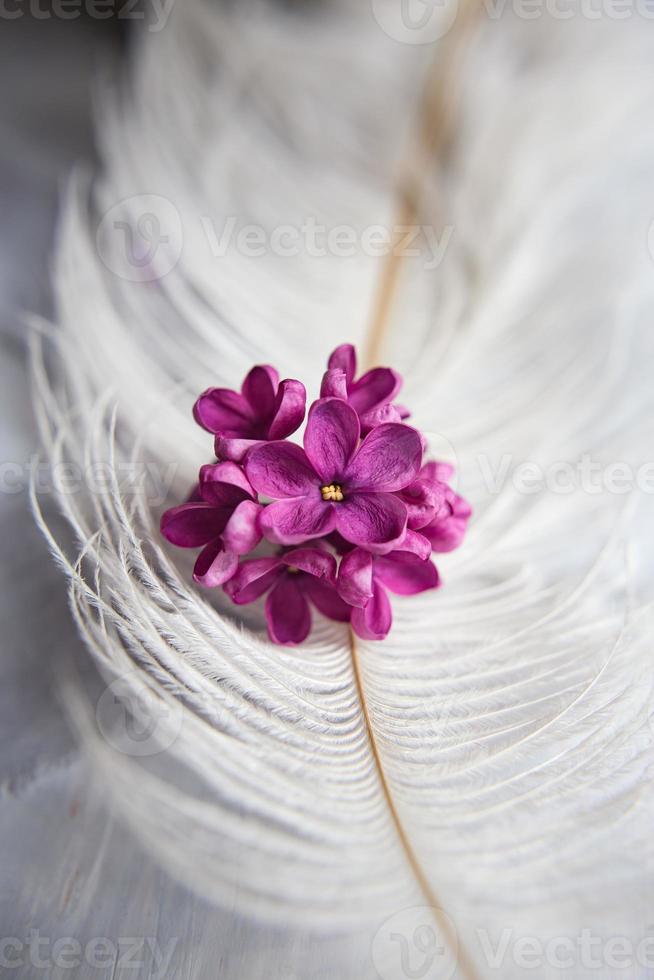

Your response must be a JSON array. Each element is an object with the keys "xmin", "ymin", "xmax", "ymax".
[
  {"xmin": 452, "ymin": 491, "xmax": 472, "ymax": 519},
  {"xmin": 304, "ymin": 578, "xmax": 352, "ymax": 623},
  {"xmin": 335, "ymin": 492, "xmax": 407, "ymax": 551},
  {"xmin": 223, "ymin": 558, "xmax": 283, "ymax": 604},
  {"xmin": 374, "ymin": 553, "xmax": 440, "ymax": 595},
  {"xmin": 337, "ymin": 548, "xmax": 374, "ymax": 608},
  {"xmin": 320, "ymin": 369, "xmax": 348, "ymax": 400},
  {"xmin": 199, "ymin": 462, "xmax": 254, "ymax": 506},
  {"xmin": 193, "ymin": 539, "xmax": 239, "ymax": 588},
  {"xmin": 398, "ymin": 476, "xmax": 445, "ymax": 530},
  {"xmin": 304, "ymin": 398, "xmax": 360, "ymax": 482},
  {"xmin": 351, "ymin": 581, "xmax": 392, "ymax": 641},
  {"xmin": 215, "ymin": 436, "xmax": 261, "ymax": 462},
  {"xmin": 423, "ymin": 520, "xmax": 466, "ymax": 553},
  {"xmin": 268, "ymin": 379, "xmax": 306, "ymax": 440},
  {"xmin": 221, "ymin": 500, "xmax": 263, "ymax": 555},
  {"xmin": 187, "ymin": 483, "xmax": 203, "ymax": 502},
  {"xmin": 193, "ymin": 388, "xmax": 254, "ymax": 435},
  {"xmin": 345, "ymin": 423, "xmax": 423, "ymax": 492},
  {"xmin": 397, "ymin": 529, "xmax": 432, "ymax": 560},
  {"xmin": 265, "ymin": 576, "xmax": 311, "ymax": 645},
  {"xmin": 160, "ymin": 502, "xmax": 228, "ymax": 548},
  {"xmin": 359, "ymin": 403, "xmax": 403, "ymax": 434},
  {"xmin": 246, "ymin": 442, "xmax": 318, "ymax": 498},
  {"xmin": 259, "ymin": 496, "xmax": 337, "ymax": 545},
  {"xmin": 280, "ymin": 547, "xmax": 337, "ymax": 583},
  {"xmin": 348, "ymin": 367, "xmax": 402, "ymax": 415},
  {"xmin": 327, "ymin": 344, "xmax": 356, "ymax": 385},
  {"xmin": 241, "ymin": 365, "xmax": 279, "ymax": 418},
  {"xmin": 424, "ymin": 490, "xmax": 472, "ymax": 553},
  {"xmin": 421, "ymin": 460, "xmax": 455, "ymax": 485}
]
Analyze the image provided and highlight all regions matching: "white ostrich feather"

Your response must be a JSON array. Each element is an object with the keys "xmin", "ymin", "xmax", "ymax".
[{"xmin": 30, "ymin": 1, "xmax": 654, "ymax": 976}]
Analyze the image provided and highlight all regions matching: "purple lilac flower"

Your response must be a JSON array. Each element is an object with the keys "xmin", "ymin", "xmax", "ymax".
[
  {"xmin": 161, "ymin": 345, "xmax": 472, "ymax": 645},
  {"xmin": 225, "ymin": 546, "xmax": 351, "ymax": 645},
  {"xmin": 160, "ymin": 462, "xmax": 262, "ymax": 586},
  {"xmin": 194, "ymin": 365, "xmax": 306, "ymax": 462},
  {"xmin": 418, "ymin": 462, "xmax": 472, "ymax": 552},
  {"xmin": 245, "ymin": 397, "xmax": 424, "ymax": 552},
  {"xmin": 320, "ymin": 343, "xmax": 407, "ymax": 432},
  {"xmin": 337, "ymin": 544, "xmax": 440, "ymax": 641}
]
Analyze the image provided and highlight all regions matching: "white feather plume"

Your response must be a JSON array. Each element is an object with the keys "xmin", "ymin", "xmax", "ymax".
[{"xmin": 31, "ymin": 1, "xmax": 654, "ymax": 976}]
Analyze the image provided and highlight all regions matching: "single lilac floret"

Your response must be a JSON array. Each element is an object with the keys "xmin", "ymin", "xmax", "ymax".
[
  {"xmin": 194, "ymin": 364, "xmax": 306, "ymax": 462},
  {"xmin": 245, "ymin": 397, "xmax": 423, "ymax": 552},
  {"xmin": 160, "ymin": 462, "xmax": 262, "ymax": 587},
  {"xmin": 337, "ymin": 545, "xmax": 440, "ymax": 641},
  {"xmin": 320, "ymin": 343, "xmax": 407, "ymax": 433},
  {"xmin": 224, "ymin": 546, "xmax": 351, "ymax": 645}
]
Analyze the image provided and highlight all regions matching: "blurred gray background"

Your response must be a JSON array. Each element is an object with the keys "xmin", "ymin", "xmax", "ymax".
[
  {"xmin": 0, "ymin": 12, "xmax": 121, "ymax": 794},
  {"xmin": 0, "ymin": 13, "xmax": 372, "ymax": 979},
  {"xmin": 0, "ymin": 14, "xmax": 200, "ymax": 980}
]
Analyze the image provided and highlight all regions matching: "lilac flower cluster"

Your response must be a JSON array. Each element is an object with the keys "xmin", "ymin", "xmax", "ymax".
[{"xmin": 161, "ymin": 345, "xmax": 471, "ymax": 645}]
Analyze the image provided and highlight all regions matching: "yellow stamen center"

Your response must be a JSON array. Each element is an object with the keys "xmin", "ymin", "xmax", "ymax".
[{"xmin": 321, "ymin": 483, "xmax": 344, "ymax": 502}]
